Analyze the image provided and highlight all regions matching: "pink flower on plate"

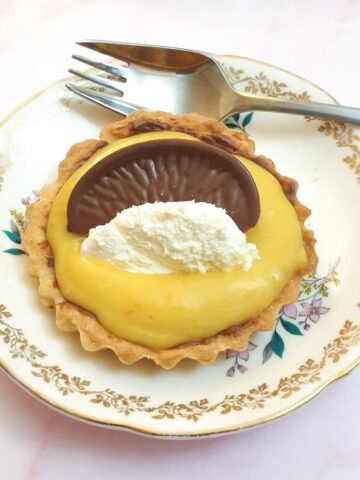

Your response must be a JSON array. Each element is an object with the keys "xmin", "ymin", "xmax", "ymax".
[
  {"xmin": 281, "ymin": 303, "xmax": 297, "ymax": 319},
  {"xmin": 299, "ymin": 298, "xmax": 330, "ymax": 323},
  {"xmin": 226, "ymin": 341, "xmax": 257, "ymax": 361},
  {"xmin": 225, "ymin": 342, "xmax": 257, "ymax": 376},
  {"xmin": 237, "ymin": 365, "xmax": 248, "ymax": 374},
  {"xmin": 226, "ymin": 366, "xmax": 235, "ymax": 377},
  {"xmin": 226, "ymin": 350, "xmax": 238, "ymax": 359},
  {"xmin": 238, "ymin": 341, "xmax": 257, "ymax": 361}
]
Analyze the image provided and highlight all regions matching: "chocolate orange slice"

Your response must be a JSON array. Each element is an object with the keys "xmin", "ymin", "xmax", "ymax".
[{"xmin": 67, "ymin": 139, "xmax": 260, "ymax": 234}]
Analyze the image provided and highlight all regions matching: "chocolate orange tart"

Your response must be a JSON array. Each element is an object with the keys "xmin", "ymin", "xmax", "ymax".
[{"xmin": 22, "ymin": 110, "xmax": 317, "ymax": 368}]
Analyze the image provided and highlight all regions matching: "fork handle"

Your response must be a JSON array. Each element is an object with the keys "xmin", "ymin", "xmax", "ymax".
[{"xmin": 231, "ymin": 94, "xmax": 360, "ymax": 125}]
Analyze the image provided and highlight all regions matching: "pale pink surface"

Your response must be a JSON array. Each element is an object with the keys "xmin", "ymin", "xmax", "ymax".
[{"xmin": 1, "ymin": 0, "xmax": 360, "ymax": 479}]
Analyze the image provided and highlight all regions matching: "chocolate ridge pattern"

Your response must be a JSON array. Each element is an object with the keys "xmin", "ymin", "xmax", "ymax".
[{"xmin": 67, "ymin": 138, "xmax": 260, "ymax": 234}]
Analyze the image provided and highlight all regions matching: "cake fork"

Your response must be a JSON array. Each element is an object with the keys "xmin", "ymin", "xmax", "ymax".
[{"xmin": 67, "ymin": 40, "xmax": 360, "ymax": 124}]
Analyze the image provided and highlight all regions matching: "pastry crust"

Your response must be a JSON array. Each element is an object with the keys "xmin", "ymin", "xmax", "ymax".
[{"xmin": 22, "ymin": 111, "xmax": 318, "ymax": 369}]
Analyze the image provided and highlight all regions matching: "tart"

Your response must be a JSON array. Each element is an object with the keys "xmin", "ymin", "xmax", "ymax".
[{"xmin": 22, "ymin": 110, "xmax": 318, "ymax": 368}]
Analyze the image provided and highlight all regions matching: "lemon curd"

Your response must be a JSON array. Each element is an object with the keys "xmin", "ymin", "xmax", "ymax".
[{"xmin": 47, "ymin": 132, "xmax": 307, "ymax": 349}]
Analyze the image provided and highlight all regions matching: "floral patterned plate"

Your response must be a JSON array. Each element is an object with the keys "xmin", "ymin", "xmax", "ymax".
[{"xmin": 0, "ymin": 55, "xmax": 359, "ymax": 438}]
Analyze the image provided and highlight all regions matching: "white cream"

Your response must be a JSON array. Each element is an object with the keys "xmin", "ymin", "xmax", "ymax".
[{"xmin": 81, "ymin": 201, "xmax": 259, "ymax": 274}]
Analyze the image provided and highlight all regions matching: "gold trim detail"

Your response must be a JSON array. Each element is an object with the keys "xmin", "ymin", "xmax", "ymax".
[
  {"xmin": 0, "ymin": 303, "xmax": 359, "ymax": 421},
  {"xmin": 221, "ymin": 65, "xmax": 360, "ymax": 184},
  {"xmin": 222, "ymin": 66, "xmax": 311, "ymax": 101},
  {"xmin": 305, "ymin": 119, "xmax": 360, "ymax": 184}
]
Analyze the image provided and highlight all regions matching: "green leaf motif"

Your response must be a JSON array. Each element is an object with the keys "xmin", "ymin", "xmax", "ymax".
[
  {"xmin": 10, "ymin": 220, "xmax": 20, "ymax": 236},
  {"xmin": 300, "ymin": 281, "xmax": 312, "ymax": 296},
  {"xmin": 2, "ymin": 229, "xmax": 21, "ymax": 244},
  {"xmin": 232, "ymin": 112, "xmax": 240, "ymax": 123},
  {"xmin": 318, "ymin": 282, "xmax": 329, "ymax": 297},
  {"xmin": 226, "ymin": 123, "xmax": 240, "ymax": 129},
  {"xmin": 262, "ymin": 341, "xmax": 273, "ymax": 364},
  {"xmin": 271, "ymin": 330, "xmax": 285, "ymax": 358},
  {"xmin": 280, "ymin": 318, "xmax": 303, "ymax": 336},
  {"xmin": 242, "ymin": 112, "xmax": 254, "ymax": 128},
  {"xmin": 3, "ymin": 248, "xmax": 26, "ymax": 256}
]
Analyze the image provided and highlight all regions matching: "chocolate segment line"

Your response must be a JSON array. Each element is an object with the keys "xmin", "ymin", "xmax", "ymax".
[{"xmin": 67, "ymin": 139, "xmax": 260, "ymax": 234}]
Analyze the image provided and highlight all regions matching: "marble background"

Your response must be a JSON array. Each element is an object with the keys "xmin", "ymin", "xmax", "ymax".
[{"xmin": 0, "ymin": 0, "xmax": 359, "ymax": 479}]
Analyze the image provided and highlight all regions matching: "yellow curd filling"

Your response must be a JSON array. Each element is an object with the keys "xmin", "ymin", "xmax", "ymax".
[{"xmin": 47, "ymin": 131, "xmax": 307, "ymax": 349}]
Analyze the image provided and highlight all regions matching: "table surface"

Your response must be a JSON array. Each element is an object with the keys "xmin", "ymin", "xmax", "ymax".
[{"xmin": 1, "ymin": 1, "xmax": 359, "ymax": 479}]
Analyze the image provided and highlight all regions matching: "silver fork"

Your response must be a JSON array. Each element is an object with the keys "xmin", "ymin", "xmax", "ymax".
[{"xmin": 67, "ymin": 40, "xmax": 360, "ymax": 124}]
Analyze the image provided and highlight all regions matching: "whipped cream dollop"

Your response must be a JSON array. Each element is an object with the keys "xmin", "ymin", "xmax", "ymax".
[{"xmin": 81, "ymin": 201, "xmax": 259, "ymax": 274}]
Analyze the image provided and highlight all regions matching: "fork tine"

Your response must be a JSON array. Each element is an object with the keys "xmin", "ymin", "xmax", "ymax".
[
  {"xmin": 68, "ymin": 69, "xmax": 124, "ymax": 94},
  {"xmin": 65, "ymin": 82, "xmax": 141, "ymax": 116},
  {"xmin": 72, "ymin": 54, "xmax": 127, "ymax": 81}
]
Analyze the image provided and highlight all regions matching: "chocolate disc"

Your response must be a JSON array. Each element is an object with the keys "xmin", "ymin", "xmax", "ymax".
[{"xmin": 67, "ymin": 139, "xmax": 260, "ymax": 234}]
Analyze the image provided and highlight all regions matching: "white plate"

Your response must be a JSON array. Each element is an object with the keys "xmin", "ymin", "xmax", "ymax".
[{"xmin": 0, "ymin": 55, "xmax": 359, "ymax": 438}]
